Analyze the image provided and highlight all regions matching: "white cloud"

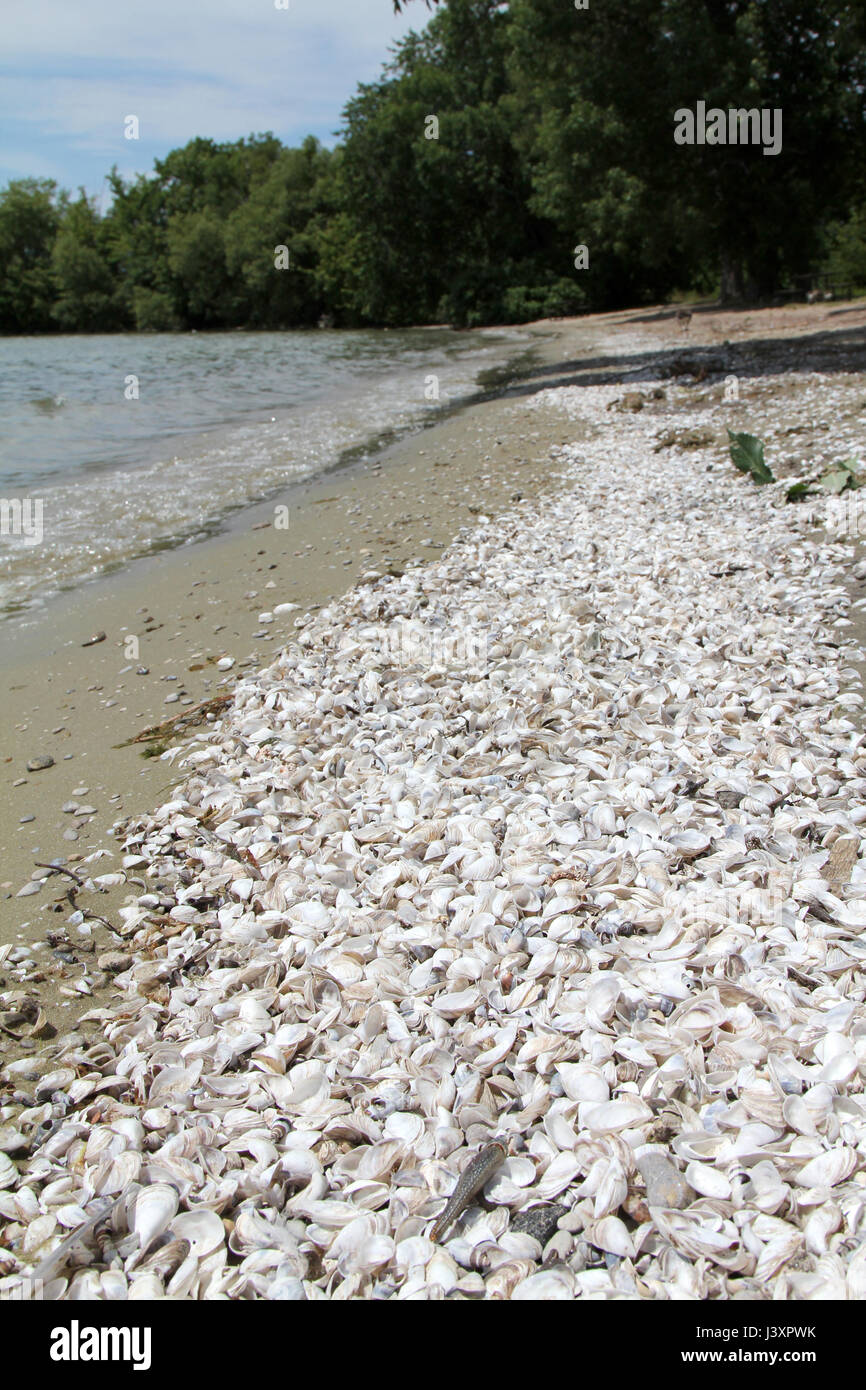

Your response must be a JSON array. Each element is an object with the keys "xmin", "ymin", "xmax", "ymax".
[
  {"xmin": 6, "ymin": 0, "xmax": 417, "ymax": 67},
  {"xmin": 0, "ymin": 0, "xmax": 422, "ymax": 189}
]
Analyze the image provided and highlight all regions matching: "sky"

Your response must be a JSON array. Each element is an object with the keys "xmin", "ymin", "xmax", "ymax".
[{"xmin": 0, "ymin": 0, "xmax": 422, "ymax": 205}]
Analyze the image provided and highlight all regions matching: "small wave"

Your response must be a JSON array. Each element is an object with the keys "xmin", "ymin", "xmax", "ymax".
[{"xmin": 0, "ymin": 326, "xmax": 531, "ymax": 618}]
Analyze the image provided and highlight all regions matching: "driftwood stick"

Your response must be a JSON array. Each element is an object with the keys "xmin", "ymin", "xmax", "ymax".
[
  {"xmin": 118, "ymin": 693, "xmax": 233, "ymax": 746},
  {"xmin": 34, "ymin": 862, "xmax": 86, "ymax": 887}
]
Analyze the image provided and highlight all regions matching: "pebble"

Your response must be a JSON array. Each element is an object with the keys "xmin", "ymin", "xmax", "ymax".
[
  {"xmin": 97, "ymin": 951, "xmax": 133, "ymax": 974},
  {"xmin": 26, "ymin": 755, "xmax": 54, "ymax": 772},
  {"xmin": 511, "ymin": 1204, "xmax": 568, "ymax": 1246},
  {"xmin": 637, "ymin": 1153, "xmax": 694, "ymax": 1210},
  {"xmin": 19, "ymin": 814, "xmax": 35, "ymax": 824}
]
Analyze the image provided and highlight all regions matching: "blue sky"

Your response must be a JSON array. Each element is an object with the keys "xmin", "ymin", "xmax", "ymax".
[{"xmin": 0, "ymin": 0, "xmax": 421, "ymax": 205}]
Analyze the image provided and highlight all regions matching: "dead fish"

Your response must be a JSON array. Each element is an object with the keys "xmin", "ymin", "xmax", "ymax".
[{"xmin": 430, "ymin": 1140, "xmax": 506, "ymax": 1242}]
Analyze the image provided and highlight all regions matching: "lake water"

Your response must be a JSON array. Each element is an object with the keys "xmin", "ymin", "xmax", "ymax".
[{"xmin": 0, "ymin": 325, "xmax": 531, "ymax": 618}]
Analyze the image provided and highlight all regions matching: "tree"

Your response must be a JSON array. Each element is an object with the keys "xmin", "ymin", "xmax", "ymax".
[
  {"xmin": 224, "ymin": 138, "xmax": 334, "ymax": 327},
  {"xmin": 51, "ymin": 192, "xmax": 127, "ymax": 331},
  {"xmin": 506, "ymin": 0, "xmax": 866, "ymax": 302},
  {"xmin": 0, "ymin": 179, "xmax": 62, "ymax": 332},
  {"xmin": 105, "ymin": 135, "xmax": 289, "ymax": 329},
  {"xmin": 3, "ymin": 1, "xmax": 864, "ymax": 333},
  {"xmin": 329, "ymin": 0, "xmax": 583, "ymax": 326},
  {"xmin": 105, "ymin": 168, "xmax": 177, "ymax": 329}
]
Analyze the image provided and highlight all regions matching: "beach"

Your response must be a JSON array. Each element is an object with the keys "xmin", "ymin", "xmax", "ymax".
[
  {"xmin": 0, "ymin": 328, "xmax": 577, "ymax": 1029},
  {"xmin": 2, "ymin": 299, "xmax": 866, "ymax": 1300}
]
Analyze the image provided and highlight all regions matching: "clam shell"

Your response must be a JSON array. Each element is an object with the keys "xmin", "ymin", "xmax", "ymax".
[
  {"xmin": 6, "ymin": 360, "xmax": 866, "ymax": 1301},
  {"xmin": 131, "ymin": 1184, "xmax": 179, "ymax": 1262}
]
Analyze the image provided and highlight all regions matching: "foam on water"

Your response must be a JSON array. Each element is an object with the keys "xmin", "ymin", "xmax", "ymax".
[{"xmin": 0, "ymin": 325, "xmax": 530, "ymax": 617}]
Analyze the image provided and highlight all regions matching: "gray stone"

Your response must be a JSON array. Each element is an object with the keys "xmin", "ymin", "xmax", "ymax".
[
  {"xmin": 26, "ymin": 755, "xmax": 54, "ymax": 772},
  {"xmin": 97, "ymin": 951, "xmax": 132, "ymax": 974},
  {"xmin": 637, "ymin": 1153, "xmax": 694, "ymax": 1210},
  {"xmin": 511, "ymin": 1204, "xmax": 568, "ymax": 1246}
]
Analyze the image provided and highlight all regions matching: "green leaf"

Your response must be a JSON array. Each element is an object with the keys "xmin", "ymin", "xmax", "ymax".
[
  {"xmin": 820, "ymin": 467, "xmax": 859, "ymax": 494},
  {"xmin": 727, "ymin": 430, "xmax": 775, "ymax": 484},
  {"xmin": 786, "ymin": 480, "xmax": 817, "ymax": 502}
]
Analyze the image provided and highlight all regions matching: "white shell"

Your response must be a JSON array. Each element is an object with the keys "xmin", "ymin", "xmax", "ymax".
[
  {"xmin": 581, "ymin": 1099, "xmax": 653, "ymax": 1133},
  {"xmin": 7, "ymin": 361, "xmax": 866, "ymax": 1301},
  {"xmin": 590, "ymin": 1215, "xmax": 636, "ymax": 1259},
  {"xmin": 170, "ymin": 1209, "xmax": 225, "ymax": 1259},
  {"xmin": 0, "ymin": 1153, "xmax": 18, "ymax": 1189},
  {"xmin": 131, "ymin": 1184, "xmax": 179, "ymax": 1261},
  {"xmin": 794, "ymin": 1148, "xmax": 857, "ymax": 1189}
]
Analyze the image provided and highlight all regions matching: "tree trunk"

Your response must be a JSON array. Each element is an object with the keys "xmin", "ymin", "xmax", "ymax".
[{"xmin": 720, "ymin": 251, "xmax": 746, "ymax": 303}]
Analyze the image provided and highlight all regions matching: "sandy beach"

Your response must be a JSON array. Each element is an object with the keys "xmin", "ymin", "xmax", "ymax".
[
  {"xmin": 2, "ymin": 297, "xmax": 864, "ymax": 1027},
  {"xmin": 0, "ymin": 324, "xmax": 578, "ymax": 1022},
  {"xmin": 2, "ymin": 299, "xmax": 866, "ymax": 1300}
]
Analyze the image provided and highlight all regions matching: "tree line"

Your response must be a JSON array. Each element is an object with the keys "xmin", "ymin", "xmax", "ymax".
[{"xmin": 2, "ymin": 0, "xmax": 864, "ymax": 334}]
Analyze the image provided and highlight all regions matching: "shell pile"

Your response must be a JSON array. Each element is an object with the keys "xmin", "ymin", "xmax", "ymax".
[{"xmin": 2, "ymin": 373, "xmax": 866, "ymax": 1300}]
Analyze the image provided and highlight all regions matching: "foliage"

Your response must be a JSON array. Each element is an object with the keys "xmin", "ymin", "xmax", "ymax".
[
  {"xmin": 1, "ymin": 1, "xmax": 865, "ymax": 332},
  {"xmin": 50, "ymin": 192, "xmax": 127, "ymax": 331},
  {"xmin": 0, "ymin": 179, "xmax": 62, "ymax": 332},
  {"xmin": 819, "ymin": 459, "xmax": 862, "ymax": 494},
  {"xmin": 727, "ymin": 430, "xmax": 775, "ymax": 484},
  {"xmin": 823, "ymin": 204, "xmax": 866, "ymax": 292},
  {"xmin": 785, "ymin": 458, "xmax": 862, "ymax": 501},
  {"xmin": 785, "ymin": 480, "xmax": 817, "ymax": 502}
]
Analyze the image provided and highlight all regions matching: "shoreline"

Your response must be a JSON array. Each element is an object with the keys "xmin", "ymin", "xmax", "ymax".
[
  {"xmin": 2, "ymin": 295, "xmax": 866, "ymax": 1299},
  {"xmin": 3, "ymin": 299, "xmax": 866, "ymax": 1038},
  {"xmin": 0, "ymin": 316, "xmax": 585, "ymax": 1032}
]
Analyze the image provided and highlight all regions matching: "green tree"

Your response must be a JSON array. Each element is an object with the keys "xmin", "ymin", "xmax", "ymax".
[
  {"xmin": 224, "ymin": 138, "xmax": 334, "ymax": 327},
  {"xmin": 824, "ymin": 204, "xmax": 866, "ymax": 292},
  {"xmin": 329, "ymin": 0, "xmax": 582, "ymax": 326},
  {"xmin": 51, "ymin": 191, "xmax": 127, "ymax": 331},
  {"xmin": 506, "ymin": 0, "xmax": 866, "ymax": 302},
  {"xmin": 106, "ymin": 134, "xmax": 288, "ymax": 329},
  {"xmin": 0, "ymin": 179, "xmax": 62, "ymax": 332},
  {"xmin": 105, "ymin": 169, "xmax": 176, "ymax": 329}
]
